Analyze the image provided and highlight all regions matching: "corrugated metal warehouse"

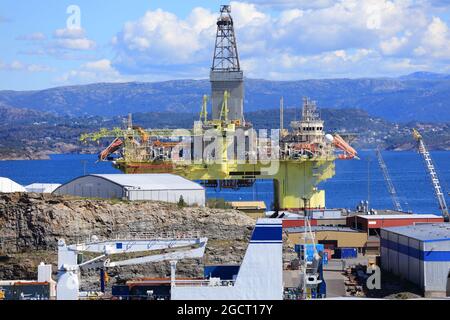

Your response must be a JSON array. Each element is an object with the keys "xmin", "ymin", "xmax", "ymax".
[
  {"xmin": 381, "ymin": 223, "xmax": 450, "ymax": 298},
  {"xmin": 53, "ymin": 174, "xmax": 205, "ymax": 206}
]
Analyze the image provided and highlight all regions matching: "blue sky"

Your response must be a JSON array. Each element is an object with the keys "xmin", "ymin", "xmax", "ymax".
[{"xmin": 1, "ymin": 0, "xmax": 450, "ymax": 90}]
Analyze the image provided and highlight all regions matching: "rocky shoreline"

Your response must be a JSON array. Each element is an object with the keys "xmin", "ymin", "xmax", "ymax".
[{"xmin": 0, "ymin": 193, "xmax": 257, "ymax": 290}]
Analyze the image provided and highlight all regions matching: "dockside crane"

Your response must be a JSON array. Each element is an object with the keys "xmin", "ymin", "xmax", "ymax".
[
  {"xmin": 376, "ymin": 147, "xmax": 403, "ymax": 212},
  {"xmin": 57, "ymin": 235, "xmax": 208, "ymax": 300},
  {"xmin": 412, "ymin": 129, "xmax": 449, "ymax": 221}
]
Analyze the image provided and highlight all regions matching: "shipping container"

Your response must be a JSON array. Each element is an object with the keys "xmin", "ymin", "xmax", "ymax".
[
  {"xmin": 333, "ymin": 247, "xmax": 357, "ymax": 259},
  {"xmin": 295, "ymin": 244, "xmax": 324, "ymax": 262}
]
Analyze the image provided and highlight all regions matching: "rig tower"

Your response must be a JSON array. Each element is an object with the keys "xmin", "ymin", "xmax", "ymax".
[{"xmin": 210, "ymin": 5, "xmax": 244, "ymax": 123}]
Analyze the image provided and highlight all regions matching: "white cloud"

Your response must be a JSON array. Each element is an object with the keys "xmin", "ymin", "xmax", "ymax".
[
  {"xmin": 54, "ymin": 38, "xmax": 95, "ymax": 51},
  {"xmin": 0, "ymin": 60, "xmax": 54, "ymax": 73},
  {"xmin": 414, "ymin": 17, "xmax": 450, "ymax": 59},
  {"xmin": 84, "ymin": 59, "xmax": 114, "ymax": 72},
  {"xmin": 16, "ymin": 32, "xmax": 46, "ymax": 41},
  {"xmin": 113, "ymin": 7, "xmax": 216, "ymax": 72},
  {"xmin": 54, "ymin": 28, "xmax": 85, "ymax": 39},
  {"xmin": 14, "ymin": 27, "xmax": 96, "ymax": 63},
  {"xmin": 56, "ymin": 59, "xmax": 124, "ymax": 84},
  {"xmin": 62, "ymin": 1, "xmax": 450, "ymax": 82},
  {"xmin": 380, "ymin": 36, "xmax": 410, "ymax": 55},
  {"xmin": 249, "ymin": 0, "xmax": 335, "ymax": 9},
  {"xmin": 52, "ymin": 27, "xmax": 96, "ymax": 51}
]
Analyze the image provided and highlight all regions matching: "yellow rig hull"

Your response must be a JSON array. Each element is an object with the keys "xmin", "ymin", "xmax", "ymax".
[{"xmin": 114, "ymin": 157, "xmax": 335, "ymax": 211}]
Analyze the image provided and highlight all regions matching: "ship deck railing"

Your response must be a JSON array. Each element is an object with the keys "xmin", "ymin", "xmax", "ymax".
[
  {"xmin": 172, "ymin": 279, "xmax": 236, "ymax": 287},
  {"xmin": 77, "ymin": 231, "xmax": 203, "ymax": 244}
]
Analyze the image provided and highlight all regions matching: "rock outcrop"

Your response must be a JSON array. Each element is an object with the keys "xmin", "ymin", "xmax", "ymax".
[{"xmin": 0, "ymin": 193, "xmax": 255, "ymax": 290}]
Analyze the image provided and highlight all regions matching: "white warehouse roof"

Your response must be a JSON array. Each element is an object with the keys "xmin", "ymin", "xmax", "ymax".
[
  {"xmin": 53, "ymin": 174, "xmax": 205, "ymax": 206},
  {"xmin": 0, "ymin": 177, "xmax": 26, "ymax": 193},
  {"xmin": 91, "ymin": 174, "xmax": 204, "ymax": 190},
  {"xmin": 25, "ymin": 183, "xmax": 62, "ymax": 193},
  {"xmin": 383, "ymin": 223, "xmax": 450, "ymax": 242}
]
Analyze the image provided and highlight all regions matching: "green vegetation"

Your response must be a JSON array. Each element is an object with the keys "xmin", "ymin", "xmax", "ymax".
[{"xmin": 177, "ymin": 195, "xmax": 187, "ymax": 208}]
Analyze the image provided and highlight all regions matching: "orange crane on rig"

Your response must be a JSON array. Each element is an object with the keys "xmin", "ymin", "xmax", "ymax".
[{"xmin": 325, "ymin": 134, "xmax": 360, "ymax": 160}]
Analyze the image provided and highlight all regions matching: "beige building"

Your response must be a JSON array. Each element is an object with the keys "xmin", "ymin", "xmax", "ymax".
[
  {"xmin": 286, "ymin": 226, "xmax": 368, "ymax": 251},
  {"xmin": 229, "ymin": 201, "xmax": 267, "ymax": 219}
]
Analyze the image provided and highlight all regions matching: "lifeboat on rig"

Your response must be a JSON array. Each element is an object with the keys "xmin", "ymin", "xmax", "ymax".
[
  {"xmin": 98, "ymin": 138, "xmax": 123, "ymax": 161},
  {"xmin": 325, "ymin": 134, "xmax": 359, "ymax": 160}
]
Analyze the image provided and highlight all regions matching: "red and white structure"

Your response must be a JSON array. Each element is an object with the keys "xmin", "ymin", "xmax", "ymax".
[{"xmin": 347, "ymin": 214, "xmax": 444, "ymax": 235}]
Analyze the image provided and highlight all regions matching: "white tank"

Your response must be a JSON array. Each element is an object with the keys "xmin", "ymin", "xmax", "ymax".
[
  {"xmin": 325, "ymin": 134, "xmax": 334, "ymax": 144},
  {"xmin": 57, "ymin": 271, "xmax": 80, "ymax": 300}
]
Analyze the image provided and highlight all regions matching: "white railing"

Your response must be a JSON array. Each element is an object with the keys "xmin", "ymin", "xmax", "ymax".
[
  {"xmin": 77, "ymin": 231, "xmax": 203, "ymax": 244},
  {"xmin": 172, "ymin": 279, "xmax": 236, "ymax": 287}
]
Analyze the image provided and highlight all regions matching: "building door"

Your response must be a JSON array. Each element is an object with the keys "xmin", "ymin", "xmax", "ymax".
[{"xmin": 319, "ymin": 240, "xmax": 338, "ymax": 250}]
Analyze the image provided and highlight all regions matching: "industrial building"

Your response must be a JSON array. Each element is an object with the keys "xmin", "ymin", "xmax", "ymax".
[
  {"xmin": 25, "ymin": 183, "xmax": 61, "ymax": 194},
  {"xmin": 347, "ymin": 214, "xmax": 444, "ymax": 235},
  {"xmin": 53, "ymin": 174, "xmax": 205, "ymax": 206},
  {"xmin": 285, "ymin": 226, "xmax": 368, "ymax": 252},
  {"xmin": 0, "ymin": 262, "xmax": 55, "ymax": 300},
  {"xmin": 229, "ymin": 201, "xmax": 266, "ymax": 219},
  {"xmin": 0, "ymin": 177, "xmax": 25, "ymax": 193},
  {"xmin": 281, "ymin": 209, "xmax": 347, "ymax": 228},
  {"xmin": 380, "ymin": 223, "xmax": 450, "ymax": 298}
]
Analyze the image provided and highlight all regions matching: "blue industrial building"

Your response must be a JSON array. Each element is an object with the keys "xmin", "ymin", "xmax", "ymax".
[{"xmin": 380, "ymin": 223, "xmax": 450, "ymax": 298}]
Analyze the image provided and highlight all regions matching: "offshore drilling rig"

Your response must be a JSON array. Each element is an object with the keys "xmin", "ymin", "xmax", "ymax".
[{"xmin": 81, "ymin": 5, "xmax": 358, "ymax": 212}]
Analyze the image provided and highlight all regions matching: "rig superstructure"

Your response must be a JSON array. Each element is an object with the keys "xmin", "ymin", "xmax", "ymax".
[{"xmin": 80, "ymin": 5, "xmax": 358, "ymax": 212}]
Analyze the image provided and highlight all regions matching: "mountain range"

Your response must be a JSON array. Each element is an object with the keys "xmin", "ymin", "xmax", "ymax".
[{"xmin": 0, "ymin": 72, "xmax": 449, "ymax": 123}]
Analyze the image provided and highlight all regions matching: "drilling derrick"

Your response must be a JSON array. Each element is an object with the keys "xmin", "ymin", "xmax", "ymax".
[{"xmin": 210, "ymin": 5, "xmax": 244, "ymax": 123}]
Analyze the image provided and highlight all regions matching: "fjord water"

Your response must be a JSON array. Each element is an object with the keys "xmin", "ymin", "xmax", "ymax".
[{"xmin": 0, "ymin": 151, "xmax": 449, "ymax": 215}]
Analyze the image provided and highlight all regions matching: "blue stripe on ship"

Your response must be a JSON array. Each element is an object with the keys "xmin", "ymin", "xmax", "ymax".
[
  {"xmin": 250, "ymin": 241, "xmax": 283, "ymax": 244},
  {"xmin": 251, "ymin": 225, "xmax": 282, "ymax": 241}
]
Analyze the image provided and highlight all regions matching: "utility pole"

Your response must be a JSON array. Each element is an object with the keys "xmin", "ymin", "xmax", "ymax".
[
  {"xmin": 81, "ymin": 160, "xmax": 88, "ymax": 176},
  {"xmin": 280, "ymin": 97, "xmax": 284, "ymax": 135},
  {"xmin": 376, "ymin": 147, "xmax": 402, "ymax": 211},
  {"xmin": 367, "ymin": 155, "xmax": 371, "ymax": 213}
]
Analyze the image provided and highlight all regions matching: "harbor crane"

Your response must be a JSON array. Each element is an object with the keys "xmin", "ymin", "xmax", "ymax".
[
  {"xmin": 56, "ymin": 235, "xmax": 208, "ymax": 300},
  {"xmin": 412, "ymin": 129, "xmax": 449, "ymax": 221},
  {"xmin": 375, "ymin": 147, "xmax": 403, "ymax": 212}
]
